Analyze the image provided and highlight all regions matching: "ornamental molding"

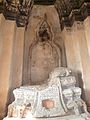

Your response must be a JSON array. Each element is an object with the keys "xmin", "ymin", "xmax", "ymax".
[
  {"xmin": 0, "ymin": 0, "xmax": 90, "ymax": 29},
  {"xmin": 55, "ymin": 0, "xmax": 90, "ymax": 30},
  {"xmin": 0, "ymin": 0, "xmax": 34, "ymax": 27}
]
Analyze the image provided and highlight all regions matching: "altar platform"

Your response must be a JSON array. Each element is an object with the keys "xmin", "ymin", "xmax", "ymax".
[{"xmin": 4, "ymin": 114, "xmax": 88, "ymax": 120}]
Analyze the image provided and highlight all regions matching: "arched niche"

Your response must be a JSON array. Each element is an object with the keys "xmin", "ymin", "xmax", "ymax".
[{"xmin": 28, "ymin": 14, "xmax": 62, "ymax": 85}]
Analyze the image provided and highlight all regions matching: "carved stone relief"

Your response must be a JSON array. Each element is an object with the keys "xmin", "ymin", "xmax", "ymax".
[
  {"xmin": 3, "ymin": 67, "xmax": 90, "ymax": 120},
  {"xmin": 28, "ymin": 14, "xmax": 61, "ymax": 85},
  {"xmin": 2, "ymin": 0, "xmax": 34, "ymax": 27},
  {"xmin": 22, "ymin": 6, "xmax": 66, "ymax": 85}
]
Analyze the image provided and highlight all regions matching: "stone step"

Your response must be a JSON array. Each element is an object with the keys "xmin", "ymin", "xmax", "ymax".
[{"xmin": 3, "ymin": 114, "xmax": 89, "ymax": 120}]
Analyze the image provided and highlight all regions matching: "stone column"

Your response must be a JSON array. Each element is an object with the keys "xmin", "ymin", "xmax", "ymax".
[
  {"xmin": 84, "ymin": 17, "xmax": 90, "ymax": 57},
  {"xmin": 0, "ymin": 14, "xmax": 5, "ymax": 58},
  {"xmin": 0, "ymin": 19, "xmax": 16, "ymax": 119},
  {"xmin": 62, "ymin": 27, "xmax": 82, "ymax": 71},
  {"xmin": 72, "ymin": 22, "xmax": 90, "ymax": 109},
  {"xmin": 72, "ymin": 22, "xmax": 90, "ymax": 103},
  {"xmin": 0, "ymin": 14, "xmax": 5, "ymax": 119},
  {"xmin": 62, "ymin": 25, "xmax": 84, "ymax": 93},
  {"xmin": 0, "ymin": 14, "xmax": 3, "ymax": 25},
  {"xmin": 83, "ymin": 17, "xmax": 90, "ymax": 111},
  {"xmin": 9, "ymin": 27, "xmax": 25, "ymax": 102},
  {"xmin": 62, "ymin": 21, "xmax": 90, "ymax": 110}
]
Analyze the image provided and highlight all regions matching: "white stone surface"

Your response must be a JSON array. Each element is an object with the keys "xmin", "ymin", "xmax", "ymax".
[
  {"xmin": 4, "ymin": 114, "xmax": 89, "ymax": 120},
  {"xmin": 4, "ymin": 67, "xmax": 90, "ymax": 120}
]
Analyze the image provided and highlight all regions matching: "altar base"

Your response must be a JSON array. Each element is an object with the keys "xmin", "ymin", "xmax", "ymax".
[{"xmin": 4, "ymin": 114, "xmax": 88, "ymax": 120}]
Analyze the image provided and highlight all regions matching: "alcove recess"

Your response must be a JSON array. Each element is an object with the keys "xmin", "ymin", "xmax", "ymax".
[{"xmin": 22, "ymin": 5, "xmax": 66, "ymax": 85}]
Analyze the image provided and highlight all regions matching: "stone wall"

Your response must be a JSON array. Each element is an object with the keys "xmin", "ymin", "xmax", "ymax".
[
  {"xmin": 22, "ymin": 5, "xmax": 66, "ymax": 85},
  {"xmin": 61, "ymin": 17, "xmax": 90, "ymax": 111},
  {"xmin": 0, "ymin": 4, "xmax": 90, "ymax": 120},
  {"xmin": 0, "ymin": 14, "xmax": 25, "ymax": 119}
]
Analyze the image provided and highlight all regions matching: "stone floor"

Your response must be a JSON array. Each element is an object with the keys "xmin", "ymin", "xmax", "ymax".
[{"xmin": 3, "ymin": 114, "xmax": 88, "ymax": 120}]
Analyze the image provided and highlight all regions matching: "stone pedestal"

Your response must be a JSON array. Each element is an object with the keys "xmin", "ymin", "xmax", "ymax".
[
  {"xmin": 3, "ymin": 67, "xmax": 90, "ymax": 120},
  {"xmin": 4, "ymin": 114, "xmax": 90, "ymax": 120}
]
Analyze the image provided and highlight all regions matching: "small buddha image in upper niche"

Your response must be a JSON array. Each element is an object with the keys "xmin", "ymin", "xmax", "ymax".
[{"xmin": 38, "ymin": 14, "xmax": 51, "ymax": 43}]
